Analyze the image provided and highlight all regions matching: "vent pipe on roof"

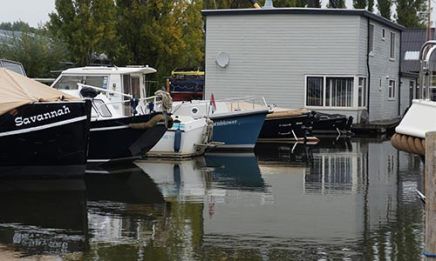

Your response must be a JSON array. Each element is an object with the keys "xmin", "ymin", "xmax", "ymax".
[{"xmin": 263, "ymin": 0, "xmax": 274, "ymax": 8}]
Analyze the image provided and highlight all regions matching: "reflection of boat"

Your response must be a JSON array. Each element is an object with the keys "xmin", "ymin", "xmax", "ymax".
[
  {"xmin": 0, "ymin": 173, "xmax": 87, "ymax": 255},
  {"xmin": 85, "ymin": 163, "xmax": 168, "ymax": 249},
  {"xmin": 85, "ymin": 163, "xmax": 165, "ymax": 204},
  {"xmin": 173, "ymin": 98, "xmax": 269, "ymax": 150},
  {"xmin": 0, "ymin": 68, "xmax": 91, "ymax": 168},
  {"xmin": 205, "ymin": 153, "xmax": 266, "ymax": 191},
  {"xmin": 255, "ymin": 143, "xmax": 313, "ymax": 166},
  {"xmin": 135, "ymin": 158, "xmax": 208, "ymax": 201}
]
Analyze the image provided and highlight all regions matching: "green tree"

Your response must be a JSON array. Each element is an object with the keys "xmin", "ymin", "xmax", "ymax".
[
  {"xmin": 0, "ymin": 29, "xmax": 68, "ymax": 77},
  {"xmin": 353, "ymin": 0, "xmax": 367, "ymax": 9},
  {"xmin": 368, "ymin": 0, "xmax": 374, "ymax": 11},
  {"xmin": 328, "ymin": 0, "xmax": 346, "ymax": 8},
  {"xmin": 377, "ymin": 0, "xmax": 392, "ymax": 20},
  {"xmin": 48, "ymin": 0, "xmax": 119, "ymax": 65},
  {"xmin": 396, "ymin": 0, "xmax": 427, "ymax": 28}
]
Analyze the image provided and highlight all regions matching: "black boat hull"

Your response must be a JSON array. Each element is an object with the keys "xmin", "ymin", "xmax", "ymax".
[
  {"xmin": 88, "ymin": 113, "xmax": 168, "ymax": 162},
  {"xmin": 258, "ymin": 114, "xmax": 313, "ymax": 142},
  {"xmin": 310, "ymin": 111, "xmax": 353, "ymax": 134},
  {"xmin": 0, "ymin": 102, "xmax": 91, "ymax": 167}
]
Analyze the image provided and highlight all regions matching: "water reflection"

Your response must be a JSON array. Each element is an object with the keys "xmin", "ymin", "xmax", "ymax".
[
  {"xmin": 84, "ymin": 163, "xmax": 168, "ymax": 259},
  {"xmin": 0, "ymin": 167, "xmax": 87, "ymax": 257},
  {"xmin": 0, "ymin": 138, "xmax": 425, "ymax": 260}
]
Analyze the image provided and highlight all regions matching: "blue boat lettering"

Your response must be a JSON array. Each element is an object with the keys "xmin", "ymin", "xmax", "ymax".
[
  {"xmin": 15, "ymin": 106, "xmax": 71, "ymax": 127},
  {"xmin": 214, "ymin": 120, "xmax": 237, "ymax": 127}
]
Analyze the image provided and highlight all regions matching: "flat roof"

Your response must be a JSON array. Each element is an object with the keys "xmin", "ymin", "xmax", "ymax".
[
  {"xmin": 60, "ymin": 66, "xmax": 157, "ymax": 75},
  {"xmin": 202, "ymin": 8, "xmax": 404, "ymax": 31}
]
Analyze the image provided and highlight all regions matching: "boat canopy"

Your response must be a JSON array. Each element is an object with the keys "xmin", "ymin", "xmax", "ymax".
[{"xmin": 0, "ymin": 68, "xmax": 77, "ymax": 115}]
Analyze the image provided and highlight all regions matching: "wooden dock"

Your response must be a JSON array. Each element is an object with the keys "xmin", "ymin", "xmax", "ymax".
[
  {"xmin": 425, "ymin": 132, "xmax": 436, "ymax": 259},
  {"xmin": 351, "ymin": 118, "xmax": 401, "ymax": 135}
]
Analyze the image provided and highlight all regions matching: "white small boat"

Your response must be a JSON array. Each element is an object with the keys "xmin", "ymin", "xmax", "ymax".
[
  {"xmin": 172, "ymin": 97, "xmax": 269, "ymax": 150},
  {"xmin": 147, "ymin": 115, "xmax": 213, "ymax": 158}
]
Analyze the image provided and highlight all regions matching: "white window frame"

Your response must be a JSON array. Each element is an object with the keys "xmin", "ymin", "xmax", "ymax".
[
  {"xmin": 390, "ymin": 32, "xmax": 395, "ymax": 60},
  {"xmin": 388, "ymin": 79, "xmax": 396, "ymax": 100},
  {"xmin": 369, "ymin": 24, "xmax": 375, "ymax": 55},
  {"xmin": 305, "ymin": 75, "xmax": 366, "ymax": 109},
  {"xmin": 358, "ymin": 77, "xmax": 367, "ymax": 107}
]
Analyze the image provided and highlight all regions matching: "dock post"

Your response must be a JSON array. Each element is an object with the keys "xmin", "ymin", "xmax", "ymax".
[{"xmin": 425, "ymin": 131, "xmax": 436, "ymax": 259}]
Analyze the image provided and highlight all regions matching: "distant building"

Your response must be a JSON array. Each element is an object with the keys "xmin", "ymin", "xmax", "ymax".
[{"xmin": 202, "ymin": 8, "xmax": 404, "ymax": 124}]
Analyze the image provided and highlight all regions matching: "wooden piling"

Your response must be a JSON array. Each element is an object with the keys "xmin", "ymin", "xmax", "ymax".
[{"xmin": 425, "ymin": 131, "xmax": 436, "ymax": 259}]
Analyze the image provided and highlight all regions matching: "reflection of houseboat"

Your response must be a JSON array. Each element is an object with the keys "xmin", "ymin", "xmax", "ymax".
[
  {"xmin": 0, "ymin": 68, "xmax": 91, "ymax": 169},
  {"xmin": 167, "ymin": 70, "xmax": 204, "ymax": 101}
]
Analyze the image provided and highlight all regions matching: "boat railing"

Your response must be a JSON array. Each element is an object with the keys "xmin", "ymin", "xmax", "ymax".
[{"xmin": 77, "ymin": 83, "xmax": 169, "ymax": 115}]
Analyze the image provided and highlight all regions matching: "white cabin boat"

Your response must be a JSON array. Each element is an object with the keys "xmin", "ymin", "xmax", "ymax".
[{"xmin": 52, "ymin": 66, "xmax": 213, "ymax": 158}]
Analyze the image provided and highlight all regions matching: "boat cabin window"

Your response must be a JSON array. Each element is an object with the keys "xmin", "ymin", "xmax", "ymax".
[
  {"xmin": 0, "ymin": 60, "xmax": 26, "ymax": 75},
  {"xmin": 92, "ymin": 99, "xmax": 112, "ymax": 118},
  {"xmin": 123, "ymin": 75, "xmax": 141, "ymax": 98},
  {"xmin": 122, "ymin": 75, "xmax": 141, "ymax": 115},
  {"xmin": 53, "ymin": 76, "xmax": 108, "ymax": 90}
]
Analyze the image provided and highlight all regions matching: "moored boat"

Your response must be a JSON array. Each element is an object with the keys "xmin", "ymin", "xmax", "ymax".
[
  {"xmin": 0, "ymin": 68, "xmax": 91, "ymax": 169},
  {"xmin": 391, "ymin": 40, "xmax": 436, "ymax": 156},
  {"xmin": 172, "ymin": 97, "xmax": 269, "ymax": 150},
  {"xmin": 258, "ymin": 108, "xmax": 317, "ymax": 143},
  {"xmin": 147, "ymin": 115, "xmax": 213, "ymax": 158},
  {"xmin": 51, "ymin": 66, "xmax": 171, "ymax": 162}
]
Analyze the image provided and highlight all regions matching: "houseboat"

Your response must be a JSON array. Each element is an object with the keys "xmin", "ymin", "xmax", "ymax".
[{"xmin": 0, "ymin": 68, "xmax": 91, "ymax": 170}]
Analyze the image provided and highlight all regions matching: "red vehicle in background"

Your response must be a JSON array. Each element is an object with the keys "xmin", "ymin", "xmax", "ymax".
[{"xmin": 166, "ymin": 70, "xmax": 204, "ymax": 101}]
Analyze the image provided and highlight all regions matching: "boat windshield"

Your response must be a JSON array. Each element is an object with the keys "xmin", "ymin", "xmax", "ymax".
[{"xmin": 53, "ymin": 75, "xmax": 108, "ymax": 90}]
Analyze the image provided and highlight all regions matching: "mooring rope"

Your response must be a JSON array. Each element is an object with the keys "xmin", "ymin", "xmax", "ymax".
[{"xmin": 154, "ymin": 90, "xmax": 173, "ymax": 113}]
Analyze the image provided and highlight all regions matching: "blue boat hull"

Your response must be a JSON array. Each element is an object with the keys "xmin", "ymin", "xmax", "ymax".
[{"xmin": 210, "ymin": 110, "xmax": 268, "ymax": 150}]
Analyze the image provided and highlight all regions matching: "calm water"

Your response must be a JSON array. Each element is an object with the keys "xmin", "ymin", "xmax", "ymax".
[{"xmin": 0, "ymin": 138, "xmax": 424, "ymax": 260}]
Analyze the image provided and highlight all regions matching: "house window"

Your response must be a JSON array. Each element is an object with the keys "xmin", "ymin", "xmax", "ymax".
[
  {"xmin": 306, "ymin": 77, "xmax": 324, "ymax": 106},
  {"xmin": 388, "ymin": 80, "xmax": 396, "ymax": 99},
  {"xmin": 358, "ymin": 77, "xmax": 367, "ymax": 107},
  {"xmin": 390, "ymin": 32, "xmax": 395, "ymax": 59},
  {"xmin": 382, "ymin": 28, "xmax": 385, "ymax": 40},
  {"xmin": 369, "ymin": 24, "xmax": 374, "ymax": 54},
  {"xmin": 326, "ymin": 77, "xmax": 354, "ymax": 107},
  {"xmin": 305, "ymin": 76, "xmax": 354, "ymax": 108}
]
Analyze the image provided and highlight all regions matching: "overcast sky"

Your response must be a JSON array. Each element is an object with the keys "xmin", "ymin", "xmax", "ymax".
[{"xmin": 0, "ymin": 0, "xmax": 434, "ymax": 27}]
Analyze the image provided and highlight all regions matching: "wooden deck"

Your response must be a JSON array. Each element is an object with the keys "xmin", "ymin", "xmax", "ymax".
[{"xmin": 351, "ymin": 118, "xmax": 401, "ymax": 135}]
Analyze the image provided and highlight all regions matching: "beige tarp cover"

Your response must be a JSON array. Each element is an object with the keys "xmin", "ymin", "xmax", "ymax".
[{"xmin": 0, "ymin": 68, "xmax": 77, "ymax": 116}]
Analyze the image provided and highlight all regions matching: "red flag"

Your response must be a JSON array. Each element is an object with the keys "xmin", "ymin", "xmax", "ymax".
[{"xmin": 210, "ymin": 94, "xmax": 217, "ymax": 113}]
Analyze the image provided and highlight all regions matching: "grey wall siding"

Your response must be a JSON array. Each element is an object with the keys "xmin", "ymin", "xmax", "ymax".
[
  {"xmin": 365, "ymin": 20, "xmax": 401, "ymax": 121},
  {"xmin": 205, "ymin": 14, "xmax": 361, "ymax": 109},
  {"xmin": 400, "ymin": 76, "xmax": 414, "ymax": 114}
]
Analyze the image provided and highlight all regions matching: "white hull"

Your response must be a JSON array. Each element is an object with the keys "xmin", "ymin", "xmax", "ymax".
[
  {"xmin": 147, "ymin": 117, "xmax": 211, "ymax": 158},
  {"xmin": 395, "ymin": 99, "xmax": 436, "ymax": 139}
]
